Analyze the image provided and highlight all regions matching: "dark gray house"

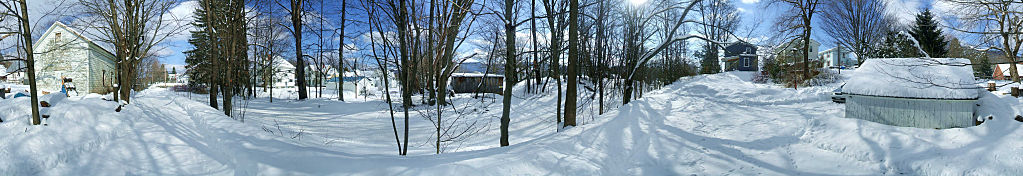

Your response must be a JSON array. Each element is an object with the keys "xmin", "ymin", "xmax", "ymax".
[{"xmin": 723, "ymin": 42, "xmax": 758, "ymax": 71}]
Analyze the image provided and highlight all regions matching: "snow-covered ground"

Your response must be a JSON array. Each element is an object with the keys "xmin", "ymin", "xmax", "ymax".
[{"xmin": 2, "ymin": 72, "xmax": 1022, "ymax": 175}]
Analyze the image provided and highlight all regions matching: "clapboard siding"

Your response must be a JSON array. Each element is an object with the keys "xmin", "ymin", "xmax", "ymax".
[
  {"xmin": 34, "ymin": 25, "xmax": 90, "ymax": 93},
  {"xmin": 32, "ymin": 21, "xmax": 116, "ymax": 94},
  {"xmin": 845, "ymin": 94, "xmax": 976, "ymax": 129},
  {"xmin": 88, "ymin": 44, "xmax": 115, "ymax": 94}
]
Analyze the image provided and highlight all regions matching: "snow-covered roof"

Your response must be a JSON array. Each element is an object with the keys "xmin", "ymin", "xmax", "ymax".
[
  {"xmin": 996, "ymin": 64, "xmax": 1023, "ymax": 76},
  {"xmin": 845, "ymin": 58, "xmax": 979, "ymax": 99},
  {"xmin": 273, "ymin": 57, "xmax": 295, "ymax": 69},
  {"xmin": 451, "ymin": 73, "xmax": 504, "ymax": 78},
  {"xmin": 34, "ymin": 21, "xmax": 115, "ymax": 59}
]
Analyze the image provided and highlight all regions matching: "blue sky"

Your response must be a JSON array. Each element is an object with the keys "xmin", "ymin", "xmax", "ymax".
[{"xmin": 148, "ymin": 0, "xmax": 939, "ymax": 72}]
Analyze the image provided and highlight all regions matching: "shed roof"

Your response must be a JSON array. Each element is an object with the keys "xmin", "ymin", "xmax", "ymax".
[{"xmin": 845, "ymin": 58, "xmax": 979, "ymax": 99}]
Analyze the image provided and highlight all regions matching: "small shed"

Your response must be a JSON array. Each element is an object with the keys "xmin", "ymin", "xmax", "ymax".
[
  {"xmin": 844, "ymin": 58, "xmax": 980, "ymax": 129},
  {"xmin": 450, "ymin": 73, "xmax": 503, "ymax": 94}
]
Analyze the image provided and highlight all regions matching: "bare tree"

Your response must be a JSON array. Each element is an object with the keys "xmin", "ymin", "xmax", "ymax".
[
  {"xmin": 819, "ymin": 0, "xmax": 888, "ymax": 65},
  {"xmin": 0, "ymin": 0, "xmax": 42, "ymax": 124},
  {"xmin": 78, "ymin": 0, "xmax": 187, "ymax": 104},
  {"xmin": 941, "ymin": 0, "xmax": 1023, "ymax": 83},
  {"xmin": 768, "ymin": 0, "xmax": 820, "ymax": 81},
  {"xmin": 696, "ymin": 0, "xmax": 739, "ymax": 74},
  {"xmin": 562, "ymin": 0, "xmax": 579, "ymax": 128},
  {"xmin": 280, "ymin": 0, "xmax": 309, "ymax": 100},
  {"xmin": 499, "ymin": 0, "xmax": 518, "ymax": 146}
]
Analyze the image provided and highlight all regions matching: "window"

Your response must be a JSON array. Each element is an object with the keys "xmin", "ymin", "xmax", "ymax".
[{"xmin": 744, "ymin": 58, "xmax": 750, "ymax": 67}]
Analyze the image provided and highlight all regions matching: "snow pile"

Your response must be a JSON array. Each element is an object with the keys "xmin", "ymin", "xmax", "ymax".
[
  {"xmin": 1, "ymin": 72, "xmax": 1023, "ymax": 175},
  {"xmin": 845, "ymin": 58, "xmax": 979, "ymax": 99}
]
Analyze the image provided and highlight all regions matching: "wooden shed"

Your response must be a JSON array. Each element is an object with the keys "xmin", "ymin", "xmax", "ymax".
[
  {"xmin": 843, "ymin": 58, "xmax": 980, "ymax": 129},
  {"xmin": 449, "ymin": 73, "xmax": 503, "ymax": 94}
]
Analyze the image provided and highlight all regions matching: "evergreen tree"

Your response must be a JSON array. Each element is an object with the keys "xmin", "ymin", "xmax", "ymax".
[
  {"xmin": 171, "ymin": 67, "xmax": 176, "ymax": 74},
  {"xmin": 979, "ymin": 57, "xmax": 993, "ymax": 78},
  {"xmin": 699, "ymin": 45, "xmax": 720, "ymax": 74},
  {"xmin": 874, "ymin": 29, "xmax": 924, "ymax": 58},
  {"xmin": 910, "ymin": 9, "xmax": 948, "ymax": 58}
]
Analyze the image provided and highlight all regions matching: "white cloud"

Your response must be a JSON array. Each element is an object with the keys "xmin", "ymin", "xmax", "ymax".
[
  {"xmin": 737, "ymin": 7, "xmax": 747, "ymax": 13},
  {"xmin": 740, "ymin": 0, "xmax": 759, "ymax": 4},
  {"xmin": 164, "ymin": 0, "xmax": 198, "ymax": 42},
  {"xmin": 883, "ymin": 0, "xmax": 923, "ymax": 26}
]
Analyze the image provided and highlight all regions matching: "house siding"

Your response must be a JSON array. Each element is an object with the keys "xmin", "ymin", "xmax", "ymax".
[
  {"xmin": 88, "ymin": 43, "xmax": 115, "ymax": 94},
  {"xmin": 845, "ymin": 94, "xmax": 976, "ymax": 129},
  {"xmin": 32, "ymin": 22, "xmax": 116, "ymax": 94},
  {"xmin": 34, "ymin": 26, "xmax": 91, "ymax": 93}
]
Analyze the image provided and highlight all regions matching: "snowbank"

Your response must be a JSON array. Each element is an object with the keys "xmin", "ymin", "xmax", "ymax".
[
  {"xmin": 2, "ymin": 72, "xmax": 1022, "ymax": 175},
  {"xmin": 845, "ymin": 58, "xmax": 979, "ymax": 99}
]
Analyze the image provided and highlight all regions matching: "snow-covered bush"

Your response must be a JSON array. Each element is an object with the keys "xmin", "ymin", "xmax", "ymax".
[
  {"xmin": 806, "ymin": 68, "xmax": 840, "ymax": 86},
  {"xmin": 752, "ymin": 71, "xmax": 770, "ymax": 84}
]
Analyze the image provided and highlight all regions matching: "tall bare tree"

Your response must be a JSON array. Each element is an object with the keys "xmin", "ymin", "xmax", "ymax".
[
  {"xmin": 768, "ymin": 0, "xmax": 820, "ymax": 80},
  {"xmin": 500, "ymin": 0, "xmax": 517, "ymax": 146},
  {"xmin": 819, "ymin": 0, "xmax": 888, "ymax": 65},
  {"xmin": 0, "ymin": 0, "xmax": 42, "ymax": 124},
  {"xmin": 79, "ymin": 0, "xmax": 186, "ymax": 104},
  {"xmin": 283, "ymin": 0, "xmax": 309, "ymax": 100},
  {"xmin": 942, "ymin": 0, "xmax": 1023, "ymax": 83}
]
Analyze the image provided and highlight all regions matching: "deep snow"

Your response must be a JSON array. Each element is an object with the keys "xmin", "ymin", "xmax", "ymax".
[{"xmin": 1, "ymin": 72, "xmax": 1022, "ymax": 175}]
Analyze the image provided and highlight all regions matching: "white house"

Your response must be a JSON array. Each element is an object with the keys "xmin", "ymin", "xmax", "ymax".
[
  {"xmin": 819, "ymin": 46, "xmax": 857, "ymax": 68},
  {"xmin": 844, "ymin": 58, "xmax": 979, "ymax": 129},
  {"xmin": 775, "ymin": 39, "xmax": 820, "ymax": 65},
  {"xmin": 32, "ymin": 21, "xmax": 116, "ymax": 94},
  {"xmin": 271, "ymin": 56, "xmax": 296, "ymax": 88}
]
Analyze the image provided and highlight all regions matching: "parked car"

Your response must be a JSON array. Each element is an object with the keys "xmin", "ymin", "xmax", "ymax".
[{"xmin": 832, "ymin": 84, "xmax": 846, "ymax": 103}]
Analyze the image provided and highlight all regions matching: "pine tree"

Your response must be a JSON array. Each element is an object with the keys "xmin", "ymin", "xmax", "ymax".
[
  {"xmin": 979, "ymin": 57, "xmax": 993, "ymax": 78},
  {"xmin": 874, "ymin": 29, "xmax": 924, "ymax": 58},
  {"xmin": 910, "ymin": 9, "xmax": 948, "ymax": 58},
  {"xmin": 698, "ymin": 45, "xmax": 720, "ymax": 74}
]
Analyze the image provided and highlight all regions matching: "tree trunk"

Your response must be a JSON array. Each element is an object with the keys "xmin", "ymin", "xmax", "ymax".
[
  {"xmin": 209, "ymin": 84, "xmax": 219, "ymax": 109},
  {"xmin": 119, "ymin": 65, "xmax": 133, "ymax": 103},
  {"xmin": 292, "ymin": 0, "xmax": 308, "ymax": 100},
  {"xmin": 564, "ymin": 0, "xmax": 579, "ymax": 127},
  {"xmin": 500, "ymin": 0, "xmax": 516, "ymax": 147},
  {"xmin": 222, "ymin": 82, "xmax": 232, "ymax": 116},
  {"xmin": 18, "ymin": 0, "xmax": 41, "ymax": 125}
]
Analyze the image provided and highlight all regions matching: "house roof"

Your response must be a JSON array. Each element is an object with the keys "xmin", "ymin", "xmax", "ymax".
[
  {"xmin": 996, "ymin": 64, "xmax": 1023, "ymax": 76},
  {"xmin": 34, "ymin": 21, "xmax": 115, "ymax": 60},
  {"xmin": 845, "ymin": 58, "xmax": 979, "ymax": 100},
  {"xmin": 273, "ymin": 56, "xmax": 295, "ymax": 69}
]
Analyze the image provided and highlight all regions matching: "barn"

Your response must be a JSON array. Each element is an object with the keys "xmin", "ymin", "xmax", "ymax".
[
  {"xmin": 449, "ymin": 73, "xmax": 503, "ymax": 94},
  {"xmin": 843, "ymin": 58, "xmax": 980, "ymax": 129},
  {"xmin": 32, "ymin": 21, "xmax": 116, "ymax": 94}
]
